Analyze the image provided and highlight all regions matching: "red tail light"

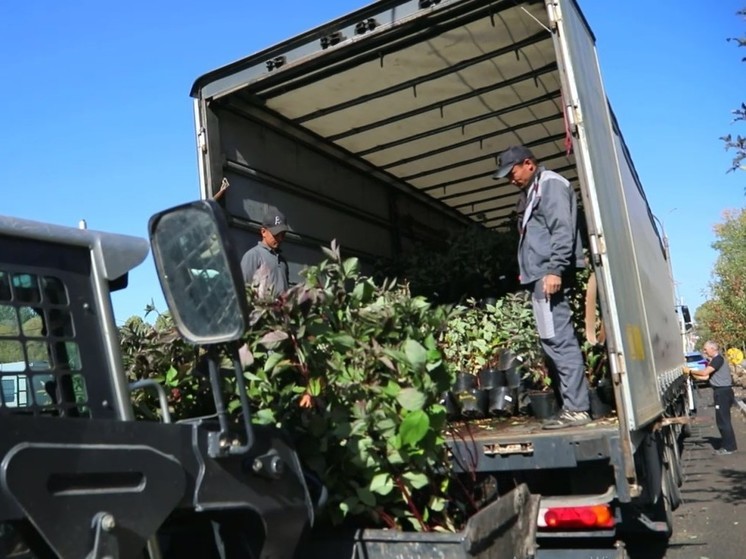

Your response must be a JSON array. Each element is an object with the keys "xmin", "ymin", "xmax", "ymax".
[{"xmin": 544, "ymin": 505, "xmax": 614, "ymax": 529}]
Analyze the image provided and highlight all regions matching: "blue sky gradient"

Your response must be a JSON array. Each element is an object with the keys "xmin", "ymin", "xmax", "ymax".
[{"xmin": 1, "ymin": 0, "xmax": 744, "ymax": 323}]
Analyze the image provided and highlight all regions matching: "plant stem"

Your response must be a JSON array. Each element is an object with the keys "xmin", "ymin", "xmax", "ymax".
[{"xmin": 394, "ymin": 476, "xmax": 429, "ymax": 532}]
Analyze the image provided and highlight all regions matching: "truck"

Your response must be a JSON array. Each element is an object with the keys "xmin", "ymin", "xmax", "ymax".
[
  {"xmin": 0, "ymin": 0, "xmax": 689, "ymax": 557},
  {"xmin": 188, "ymin": 0, "xmax": 690, "ymax": 555}
]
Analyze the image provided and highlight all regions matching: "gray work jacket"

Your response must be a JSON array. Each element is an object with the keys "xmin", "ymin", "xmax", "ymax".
[{"xmin": 518, "ymin": 167, "xmax": 585, "ymax": 285}]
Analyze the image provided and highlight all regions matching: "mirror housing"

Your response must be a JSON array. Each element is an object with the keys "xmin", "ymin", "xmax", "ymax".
[{"xmin": 148, "ymin": 200, "xmax": 248, "ymax": 344}]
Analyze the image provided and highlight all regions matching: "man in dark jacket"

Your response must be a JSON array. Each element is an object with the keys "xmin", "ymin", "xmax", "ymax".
[{"xmin": 494, "ymin": 145, "xmax": 589, "ymax": 429}]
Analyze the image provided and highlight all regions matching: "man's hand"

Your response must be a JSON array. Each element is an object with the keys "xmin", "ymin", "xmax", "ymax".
[{"xmin": 543, "ymin": 274, "xmax": 562, "ymax": 298}]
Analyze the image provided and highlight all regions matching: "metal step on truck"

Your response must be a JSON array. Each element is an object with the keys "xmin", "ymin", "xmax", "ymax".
[{"xmin": 188, "ymin": 0, "xmax": 691, "ymax": 555}]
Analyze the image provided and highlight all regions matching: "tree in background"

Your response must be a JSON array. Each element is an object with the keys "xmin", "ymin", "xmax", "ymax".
[
  {"xmin": 697, "ymin": 209, "xmax": 746, "ymax": 349},
  {"xmin": 721, "ymin": 9, "xmax": 746, "ymax": 176}
]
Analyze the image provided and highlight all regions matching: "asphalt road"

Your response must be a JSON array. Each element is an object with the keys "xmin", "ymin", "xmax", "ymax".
[{"xmin": 627, "ymin": 387, "xmax": 746, "ymax": 559}]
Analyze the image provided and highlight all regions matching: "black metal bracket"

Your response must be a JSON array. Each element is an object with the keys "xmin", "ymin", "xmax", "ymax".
[
  {"xmin": 320, "ymin": 31, "xmax": 346, "ymax": 50},
  {"xmin": 354, "ymin": 18, "xmax": 378, "ymax": 35},
  {"xmin": 88, "ymin": 512, "xmax": 119, "ymax": 559},
  {"xmin": 419, "ymin": 0, "xmax": 442, "ymax": 8},
  {"xmin": 266, "ymin": 55, "xmax": 287, "ymax": 71}
]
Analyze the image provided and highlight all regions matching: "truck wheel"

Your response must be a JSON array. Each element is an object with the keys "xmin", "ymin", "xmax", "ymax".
[
  {"xmin": 656, "ymin": 468, "xmax": 677, "ymax": 539},
  {"xmin": 663, "ymin": 446, "xmax": 682, "ymax": 510}
]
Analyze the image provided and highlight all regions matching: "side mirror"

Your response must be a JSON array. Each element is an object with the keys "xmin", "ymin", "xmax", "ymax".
[{"xmin": 148, "ymin": 200, "xmax": 248, "ymax": 344}]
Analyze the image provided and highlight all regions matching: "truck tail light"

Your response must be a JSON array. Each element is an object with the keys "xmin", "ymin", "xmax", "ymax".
[{"xmin": 544, "ymin": 504, "xmax": 614, "ymax": 529}]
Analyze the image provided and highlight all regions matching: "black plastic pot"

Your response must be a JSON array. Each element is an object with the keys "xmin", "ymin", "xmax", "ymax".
[
  {"xmin": 453, "ymin": 372, "xmax": 478, "ymax": 393},
  {"xmin": 478, "ymin": 367, "xmax": 502, "ymax": 390},
  {"xmin": 442, "ymin": 391, "xmax": 460, "ymax": 420},
  {"xmin": 498, "ymin": 351, "xmax": 522, "ymax": 389},
  {"xmin": 528, "ymin": 390, "xmax": 559, "ymax": 420},
  {"xmin": 589, "ymin": 387, "xmax": 612, "ymax": 419},
  {"xmin": 459, "ymin": 388, "xmax": 488, "ymax": 419},
  {"xmin": 596, "ymin": 378, "xmax": 615, "ymax": 406},
  {"xmin": 488, "ymin": 386, "xmax": 517, "ymax": 416}
]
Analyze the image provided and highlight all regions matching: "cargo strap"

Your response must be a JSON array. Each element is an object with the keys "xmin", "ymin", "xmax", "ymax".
[{"xmin": 584, "ymin": 271, "xmax": 605, "ymax": 345}]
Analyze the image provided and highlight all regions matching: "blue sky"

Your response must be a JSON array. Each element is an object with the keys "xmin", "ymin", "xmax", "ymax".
[{"xmin": 1, "ymin": 0, "xmax": 744, "ymax": 324}]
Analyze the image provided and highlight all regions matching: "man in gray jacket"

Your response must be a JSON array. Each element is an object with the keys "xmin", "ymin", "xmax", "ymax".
[
  {"xmin": 240, "ymin": 206, "xmax": 291, "ymax": 297},
  {"xmin": 494, "ymin": 146, "xmax": 589, "ymax": 429}
]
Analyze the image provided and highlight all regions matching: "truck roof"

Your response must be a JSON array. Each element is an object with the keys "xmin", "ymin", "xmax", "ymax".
[{"xmin": 190, "ymin": 0, "xmax": 589, "ymax": 230}]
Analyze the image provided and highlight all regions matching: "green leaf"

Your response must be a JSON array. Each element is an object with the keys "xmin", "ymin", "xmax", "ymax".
[
  {"xmin": 382, "ymin": 381, "xmax": 401, "ymax": 397},
  {"xmin": 404, "ymin": 339, "xmax": 427, "ymax": 372},
  {"xmin": 352, "ymin": 280, "xmax": 374, "ymax": 303},
  {"xmin": 330, "ymin": 334, "xmax": 356, "ymax": 351},
  {"xmin": 397, "ymin": 387, "xmax": 426, "ymax": 411},
  {"xmin": 428, "ymin": 495, "xmax": 446, "ymax": 512},
  {"xmin": 370, "ymin": 472, "xmax": 394, "ymax": 496},
  {"xmin": 253, "ymin": 408, "xmax": 275, "ymax": 425},
  {"xmin": 263, "ymin": 352, "xmax": 286, "ymax": 374},
  {"xmin": 356, "ymin": 487, "xmax": 376, "ymax": 507},
  {"xmin": 343, "ymin": 257, "xmax": 359, "ymax": 277},
  {"xmin": 165, "ymin": 366, "xmax": 178, "ymax": 386},
  {"xmin": 399, "ymin": 410, "xmax": 430, "ymax": 446},
  {"xmin": 308, "ymin": 377, "xmax": 322, "ymax": 396},
  {"xmin": 402, "ymin": 471, "xmax": 429, "ymax": 489}
]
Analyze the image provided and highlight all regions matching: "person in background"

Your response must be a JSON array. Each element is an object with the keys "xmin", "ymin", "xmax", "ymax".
[
  {"xmin": 685, "ymin": 341, "xmax": 738, "ymax": 455},
  {"xmin": 240, "ymin": 207, "xmax": 291, "ymax": 297},
  {"xmin": 493, "ymin": 145, "xmax": 589, "ymax": 429}
]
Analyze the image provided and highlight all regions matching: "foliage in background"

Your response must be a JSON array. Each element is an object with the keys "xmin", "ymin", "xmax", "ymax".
[
  {"xmin": 239, "ymin": 242, "xmax": 465, "ymax": 531},
  {"xmin": 119, "ymin": 310, "xmax": 213, "ymax": 421},
  {"xmin": 721, "ymin": 8, "xmax": 746, "ymax": 176},
  {"xmin": 0, "ymin": 306, "xmax": 47, "ymax": 363},
  {"xmin": 439, "ymin": 292, "xmax": 545, "ymax": 385},
  {"xmin": 697, "ymin": 209, "xmax": 746, "ymax": 349},
  {"xmin": 378, "ymin": 224, "xmax": 520, "ymax": 304}
]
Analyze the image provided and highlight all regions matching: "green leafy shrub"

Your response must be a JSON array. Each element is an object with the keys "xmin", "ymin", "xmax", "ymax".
[
  {"xmin": 120, "ymin": 311, "xmax": 213, "ymax": 421},
  {"xmin": 239, "ymin": 242, "xmax": 462, "ymax": 531}
]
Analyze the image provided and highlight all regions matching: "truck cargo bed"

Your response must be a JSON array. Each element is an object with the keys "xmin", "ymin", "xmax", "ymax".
[{"xmin": 447, "ymin": 414, "xmax": 622, "ymax": 474}]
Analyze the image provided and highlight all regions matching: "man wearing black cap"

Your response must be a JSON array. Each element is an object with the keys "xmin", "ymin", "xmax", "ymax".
[
  {"xmin": 240, "ymin": 206, "xmax": 291, "ymax": 297},
  {"xmin": 494, "ymin": 146, "xmax": 589, "ymax": 429}
]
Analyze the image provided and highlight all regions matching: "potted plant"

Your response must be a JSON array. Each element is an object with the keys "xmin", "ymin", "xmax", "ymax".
[
  {"xmin": 487, "ymin": 292, "xmax": 558, "ymax": 419},
  {"xmin": 584, "ymin": 341, "xmax": 613, "ymax": 418},
  {"xmin": 440, "ymin": 300, "xmax": 504, "ymax": 418}
]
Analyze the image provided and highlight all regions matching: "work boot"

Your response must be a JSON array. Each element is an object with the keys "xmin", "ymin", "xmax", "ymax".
[{"xmin": 542, "ymin": 409, "xmax": 591, "ymax": 430}]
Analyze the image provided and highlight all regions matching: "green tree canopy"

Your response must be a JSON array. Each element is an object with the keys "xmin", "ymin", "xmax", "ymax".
[{"xmin": 697, "ymin": 209, "xmax": 746, "ymax": 349}]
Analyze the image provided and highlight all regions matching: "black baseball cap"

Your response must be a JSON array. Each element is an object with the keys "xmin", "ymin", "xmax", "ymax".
[
  {"xmin": 261, "ymin": 207, "xmax": 290, "ymax": 235},
  {"xmin": 492, "ymin": 145, "xmax": 536, "ymax": 179}
]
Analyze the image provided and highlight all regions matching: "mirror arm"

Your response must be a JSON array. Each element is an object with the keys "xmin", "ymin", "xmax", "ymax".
[
  {"xmin": 206, "ymin": 347, "xmax": 232, "ymax": 456},
  {"xmin": 228, "ymin": 342, "xmax": 255, "ymax": 453}
]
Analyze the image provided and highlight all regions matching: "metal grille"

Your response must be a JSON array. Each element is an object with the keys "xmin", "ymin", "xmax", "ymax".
[{"xmin": 0, "ymin": 269, "xmax": 89, "ymax": 417}]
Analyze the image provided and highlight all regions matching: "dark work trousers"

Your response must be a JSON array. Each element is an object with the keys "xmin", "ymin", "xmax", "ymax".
[
  {"xmin": 712, "ymin": 386, "xmax": 738, "ymax": 451},
  {"xmin": 529, "ymin": 281, "xmax": 589, "ymax": 412}
]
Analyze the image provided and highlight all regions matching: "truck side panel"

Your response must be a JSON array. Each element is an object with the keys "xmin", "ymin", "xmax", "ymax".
[{"xmin": 553, "ymin": 0, "xmax": 680, "ymax": 430}]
